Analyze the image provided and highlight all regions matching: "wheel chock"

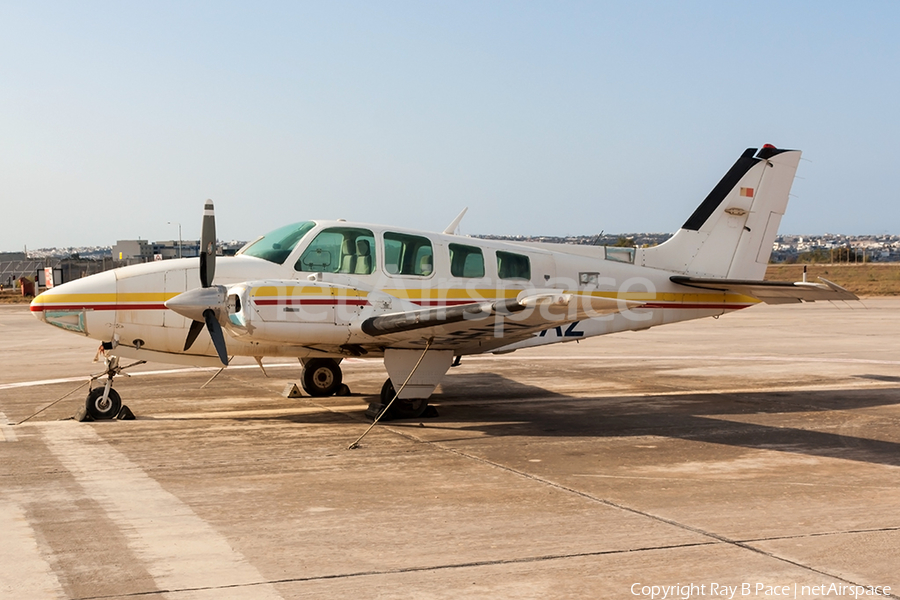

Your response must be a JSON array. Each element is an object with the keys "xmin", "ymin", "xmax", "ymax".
[
  {"xmin": 282, "ymin": 383, "xmax": 303, "ymax": 398},
  {"xmin": 73, "ymin": 405, "xmax": 94, "ymax": 422},
  {"xmin": 117, "ymin": 405, "xmax": 135, "ymax": 420},
  {"xmin": 364, "ymin": 402, "xmax": 387, "ymax": 420},
  {"xmin": 336, "ymin": 384, "xmax": 352, "ymax": 396}
]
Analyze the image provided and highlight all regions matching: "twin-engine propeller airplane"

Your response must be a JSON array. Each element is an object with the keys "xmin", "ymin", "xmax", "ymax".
[{"xmin": 31, "ymin": 145, "xmax": 857, "ymax": 421}]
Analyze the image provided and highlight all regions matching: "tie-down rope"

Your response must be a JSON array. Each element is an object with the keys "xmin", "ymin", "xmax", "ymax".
[{"xmin": 348, "ymin": 338, "xmax": 433, "ymax": 450}]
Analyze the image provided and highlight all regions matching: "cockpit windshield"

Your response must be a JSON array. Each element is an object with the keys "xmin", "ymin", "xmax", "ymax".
[{"xmin": 238, "ymin": 221, "xmax": 316, "ymax": 264}]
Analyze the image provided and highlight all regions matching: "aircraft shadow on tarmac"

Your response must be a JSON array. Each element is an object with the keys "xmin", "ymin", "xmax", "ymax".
[
  {"xmin": 97, "ymin": 369, "xmax": 900, "ymax": 470},
  {"xmin": 420, "ymin": 372, "xmax": 900, "ymax": 469}
]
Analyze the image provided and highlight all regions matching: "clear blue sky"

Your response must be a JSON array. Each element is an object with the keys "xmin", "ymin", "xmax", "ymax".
[{"xmin": 2, "ymin": 1, "xmax": 898, "ymax": 250}]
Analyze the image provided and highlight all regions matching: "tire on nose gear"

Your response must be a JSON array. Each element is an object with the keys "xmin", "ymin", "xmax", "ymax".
[{"xmin": 85, "ymin": 387, "xmax": 122, "ymax": 420}]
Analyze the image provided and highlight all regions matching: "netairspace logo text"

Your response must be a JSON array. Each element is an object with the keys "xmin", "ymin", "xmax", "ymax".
[{"xmin": 630, "ymin": 582, "xmax": 892, "ymax": 600}]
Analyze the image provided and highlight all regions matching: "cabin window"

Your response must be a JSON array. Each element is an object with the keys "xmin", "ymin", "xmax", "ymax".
[
  {"xmin": 604, "ymin": 246, "xmax": 635, "ymax": 264},
  {"xmin": 240, "ymin": 221, "xmax": 316, "ymax": 265},
  {"xmin": 449, "ymin": 243, "xmax": 485, "ymax": 278},
  {"xmin": 295, "ymin": 227, "xmax": 376, "ymax": 274},
  {"xmin": 384, "ymin": 232, "xmax": 433, "ymax": 276},
  {"xmin": 497, "ymin": 251, "xmax": 531, "ymax": 280}
]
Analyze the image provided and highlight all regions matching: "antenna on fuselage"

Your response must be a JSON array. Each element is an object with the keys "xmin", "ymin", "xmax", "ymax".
[{"xmin": 443, "ymin": 207, "xmax": 468, "ymax": 235}]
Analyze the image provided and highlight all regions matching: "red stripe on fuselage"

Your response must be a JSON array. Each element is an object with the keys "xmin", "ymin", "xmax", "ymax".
[
  {"xmin": 30, "ymin": 303, "xmax": 166, "ymax": 312},
  {"xmin": 253, "ymin": 298, "xmax": 369, "ymax": 307}
]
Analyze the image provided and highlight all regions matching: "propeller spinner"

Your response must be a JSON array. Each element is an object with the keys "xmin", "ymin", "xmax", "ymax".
[{"xmin": 164, "ymin": 199, "xmax": 230, "ymax": 365}]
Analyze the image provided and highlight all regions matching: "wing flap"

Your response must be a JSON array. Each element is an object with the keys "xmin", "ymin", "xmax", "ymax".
[{"xmin": 671, "ymin": 276, "xmax": 858, "ymax": 304}]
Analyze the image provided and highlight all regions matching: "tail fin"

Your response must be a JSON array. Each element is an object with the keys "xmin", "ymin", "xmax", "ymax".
[{"xmin": 640, "ymin": 145, "xmax": 801, "ymax": 280}]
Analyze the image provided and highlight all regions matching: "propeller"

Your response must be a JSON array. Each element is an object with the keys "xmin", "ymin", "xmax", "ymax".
[{"xmin": 164, "ymin": 199, "xmax": 229, "ymax": 366}]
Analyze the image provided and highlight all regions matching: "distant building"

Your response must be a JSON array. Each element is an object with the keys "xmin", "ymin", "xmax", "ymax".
[
  {"xmin": 111, "ymin": 240, "xmax": 152, "ymax": 261},
  {"xmin": 150, "ymin": 240, "xmax": 201, "ymax": 259},
  {"xmin": 111, "ymin": 239, "xmax": 213, "ymax": 262}
]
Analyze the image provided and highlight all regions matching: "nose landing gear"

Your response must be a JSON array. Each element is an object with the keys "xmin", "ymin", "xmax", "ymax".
[
  {"xmin": 83, "ymin": 353, "xmax": 145, "ymax": 420},
  {"xmin": 85, "ymin": 386, "xmax": 121, "ymax": 420}
]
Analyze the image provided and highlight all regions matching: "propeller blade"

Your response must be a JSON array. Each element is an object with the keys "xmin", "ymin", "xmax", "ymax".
[
  {"xmin": 203, "ymin": 308, "xmax": 229, "ymax": 366},
  {"xmin": 199, "ymin": 199, "xmax": 217, "ymax": 288},
  {"xmin": 183, "ymin": 319, "xmax": 205, "ymax": 352}
]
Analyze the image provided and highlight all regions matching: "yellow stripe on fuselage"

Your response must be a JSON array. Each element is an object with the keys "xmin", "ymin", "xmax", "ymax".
[
  {"xmin": 32, "ymin": 293, "xmax": 117, "ymax": 306},
  {"xmin": 32, "ymin": 292, "xmax": 175, "ymax": 305}
]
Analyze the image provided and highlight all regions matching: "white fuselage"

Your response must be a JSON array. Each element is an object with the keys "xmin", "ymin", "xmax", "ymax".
[{"xmin": 31, "ymin": 219, "xmax": 756, "ymax": 367}]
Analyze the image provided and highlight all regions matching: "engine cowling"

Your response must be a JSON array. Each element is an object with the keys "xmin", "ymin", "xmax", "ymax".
[{"xmin": 222, "ymin": 279, "xmax": 369, "ymax": 346}]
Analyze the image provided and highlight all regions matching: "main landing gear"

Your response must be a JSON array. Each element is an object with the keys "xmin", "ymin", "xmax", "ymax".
[
  {"xmin": 298, "ymin": 357, "xmax": 433, "ymax": 420},
  {"xmin": 300, "ymin": 358, "xmax": 349, "ymax": 397},
  {"xmin": 377, "ymin": 378, "xmax": 430, "ymax": 419},
  {"xmin": 364, "ymin": 348, "xmax": 453, "ymax": 421}
]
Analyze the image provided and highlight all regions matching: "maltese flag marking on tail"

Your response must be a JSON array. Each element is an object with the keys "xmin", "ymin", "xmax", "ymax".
[{"xmin": 740, "ymin": 187, "xmax": 755, "ymax": 197}]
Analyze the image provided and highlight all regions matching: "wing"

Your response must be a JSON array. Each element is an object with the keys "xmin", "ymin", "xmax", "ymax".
[
  {"xmin": 670, "ymin": 276, "xmax": 858, "ymax": 304},
  {"xmin": 360, "ymin": 291, "xmax": 642, "ymax": 352}
]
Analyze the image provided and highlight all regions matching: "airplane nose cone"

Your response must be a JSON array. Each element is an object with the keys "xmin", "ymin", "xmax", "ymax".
[{"xmin": 30, "ymin": 270, "xmax": 118, "ymax": 337}]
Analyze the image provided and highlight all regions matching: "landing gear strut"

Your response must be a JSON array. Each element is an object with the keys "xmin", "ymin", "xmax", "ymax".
[{"xmin": 301, "ymin": 358, "xmax": 343, "ymax": 397}]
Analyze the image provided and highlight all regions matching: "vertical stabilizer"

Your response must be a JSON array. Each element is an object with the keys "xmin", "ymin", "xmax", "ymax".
[{"xmin": 640, "ymin": 146, "xmax": 801, "ymax": 280}]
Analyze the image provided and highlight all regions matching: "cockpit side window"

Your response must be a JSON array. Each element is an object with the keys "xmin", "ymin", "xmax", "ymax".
[
  {"xmin": 240, "ymin": 221, "xmax": 316, "ymax": 265},
  {"xmin": 384, "ymin": 232, "xmax": 433, "ymax": 276},
  {"xmin": 295, "ymin": 227, "xmax": 376, "ymax": 274}
]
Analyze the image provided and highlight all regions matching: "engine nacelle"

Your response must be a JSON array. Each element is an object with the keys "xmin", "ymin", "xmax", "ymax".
[{"xmin": 222, "ymin": 279, "xmax": 369, "ymax": 346}]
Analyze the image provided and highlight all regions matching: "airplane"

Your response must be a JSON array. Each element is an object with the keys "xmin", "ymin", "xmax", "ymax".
[{"xmin": 30, "ymin": 145, "xmax": 857, "ymax": 422}]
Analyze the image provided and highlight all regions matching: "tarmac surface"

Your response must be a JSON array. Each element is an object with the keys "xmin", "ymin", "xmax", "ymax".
[{"xmin": 1, "ymin": 299, "xmax": 899, "ymax": 600}]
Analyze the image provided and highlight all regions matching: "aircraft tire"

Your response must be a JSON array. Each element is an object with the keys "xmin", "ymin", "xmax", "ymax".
[
  {"xmin": 380, "ymin": 378, "xmax": 429, "ymax": 420},
  {"xmin": 301, "ymin": 358, "xmax": 343, "ymax": 397},
  {"xmin": 85, "ymin": 387, "xmax": 122, "ymax": 421}
]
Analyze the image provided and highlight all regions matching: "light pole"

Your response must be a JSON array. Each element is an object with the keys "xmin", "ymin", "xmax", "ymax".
[{"xmin": 168, "ymin": 221, "xmax": 182, "ymax": 258}]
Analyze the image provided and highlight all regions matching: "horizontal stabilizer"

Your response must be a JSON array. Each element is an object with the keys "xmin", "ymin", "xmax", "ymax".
[{"xmin": 670, "ymin": 276, "xmax": 858, "ymax": 304}]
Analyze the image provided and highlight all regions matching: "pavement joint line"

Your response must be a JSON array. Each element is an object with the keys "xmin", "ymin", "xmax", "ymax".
[
  {"xmin": 383, "ymin": 429, "xmax": 898, "ymax": 598},
  {"xmin": 740, "ymin": 525, "xmax": 900, "ymax": 544},
  {"xmin": 70, "ymin": 540, "xmax": 723, "ymax": 600}
]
